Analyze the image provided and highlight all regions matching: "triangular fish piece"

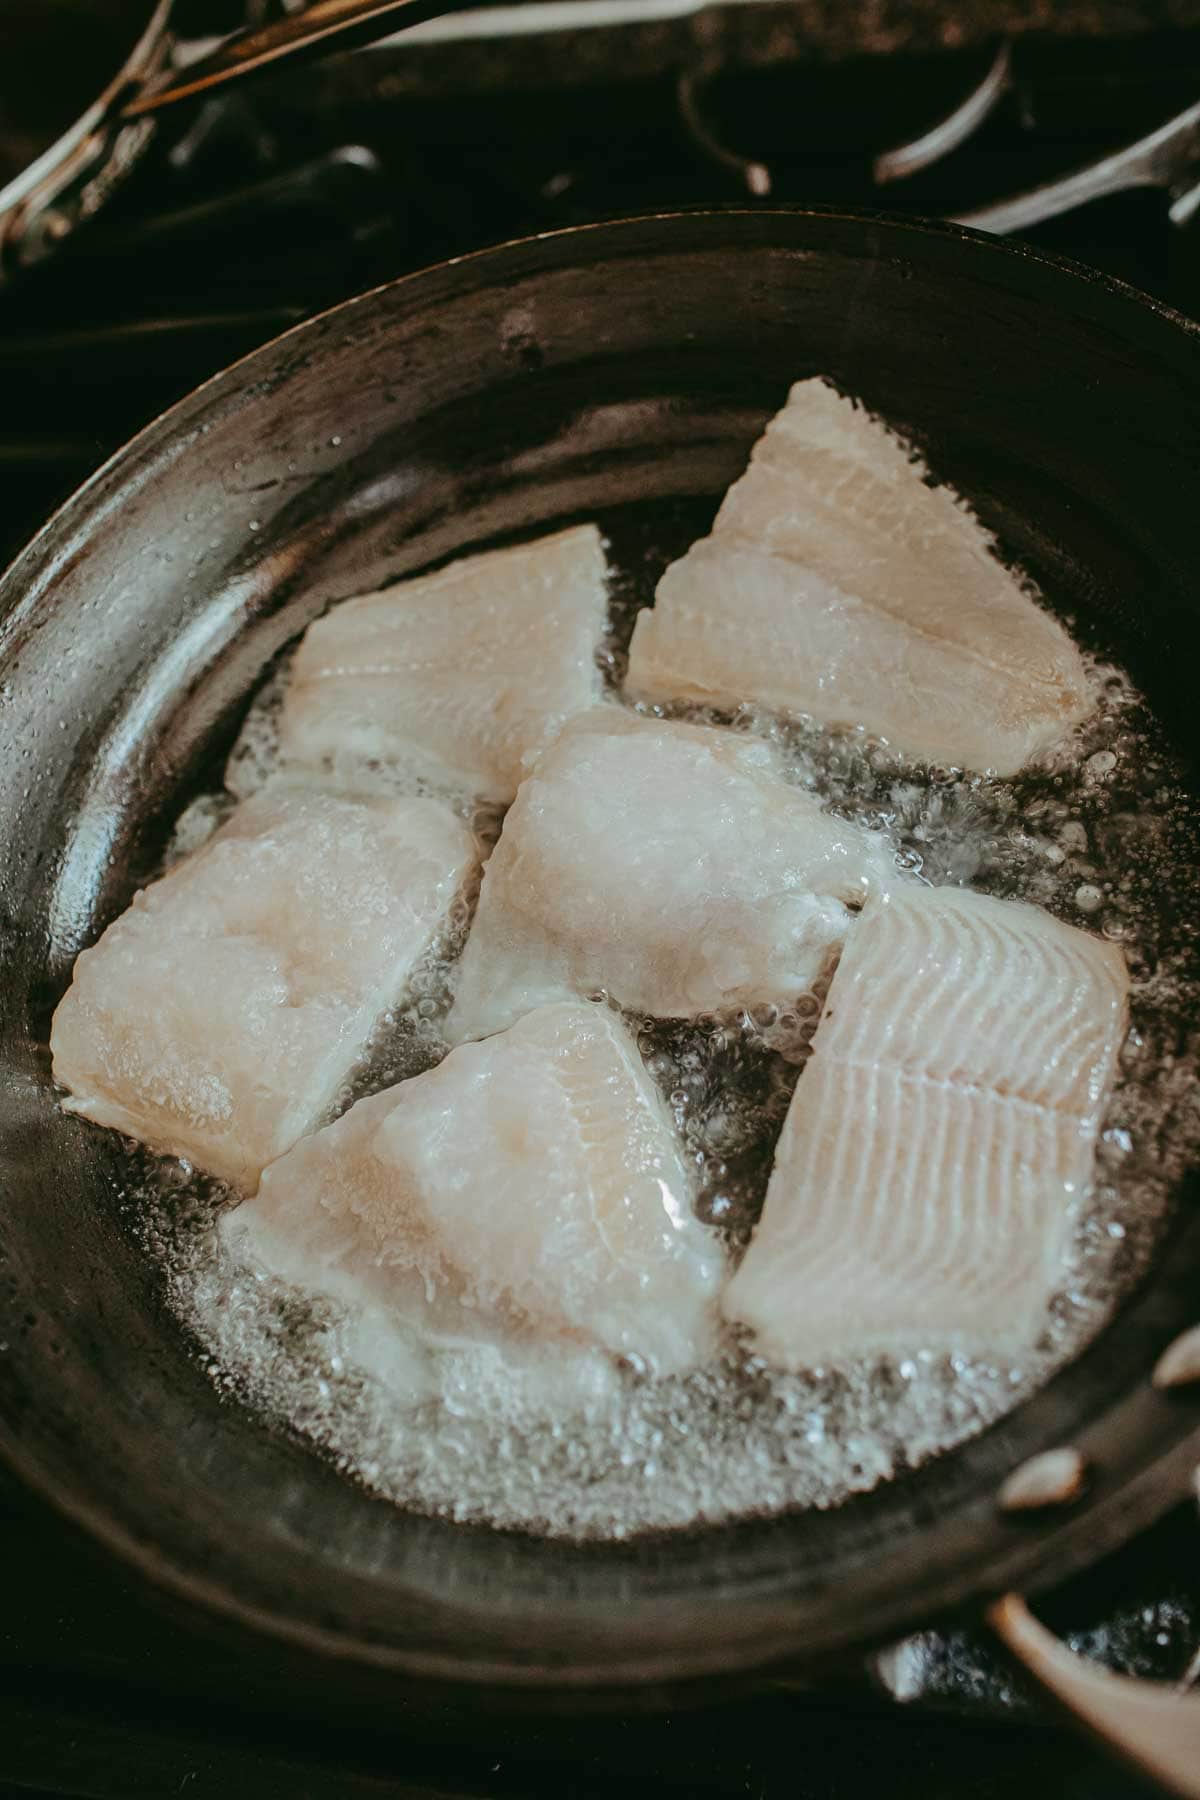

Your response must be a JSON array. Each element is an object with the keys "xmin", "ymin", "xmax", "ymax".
[
  {"xmin": 626, "ymin": 380, "xmax": 1091, "ymax": 775},
  {"xmin": 276, "ymin": 523, "xmax": 609, "ymax": 801},
  {"xmin": 447, "ymin": 706, "xmax": 898, "ymax": 1042},
  {"xmin": 224, "ymin": 1002, "xmax": 723, "ymax": 1375},
  {"xmin": 724, "ymin": 885, "xmax": 1128, "ymax": 1366},
  {"xmin": 51, "ymin": 783, "xmax": 478, "ymax": 1191}
]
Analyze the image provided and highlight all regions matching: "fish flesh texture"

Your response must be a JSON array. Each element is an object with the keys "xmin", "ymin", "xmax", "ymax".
[
  {"xmin": 226, "ymin": 1001, "xmax": 721, "ymax": 1376},
  {"xmin": 626, "ymin": 380, "xmax": 1092, "ymax": 775},
  {"xmin": 51, "ymin": 783, "xmax": 478, "ymax": 1191},
  {"xmin": 449, "ymin": 708, "xmax": 897, "ymax": 1040},
  {"xmin": 276, "ymin": 523, "xmax": 609, "ymax": 802},
  {"xmin": 52, "ymin": 784, "xmax": 477, "ymax": 1191},
  {"xmin": 223, "ymin": 1002, "xmax": 723, "ymax": 1375},
  {"xmin": 447, "ymin": 707, "xmax": 897, "ymax": 1042},
  {"xmin": 724, "ymin": 885, "xmax": 1128, "ymax": 1365}
]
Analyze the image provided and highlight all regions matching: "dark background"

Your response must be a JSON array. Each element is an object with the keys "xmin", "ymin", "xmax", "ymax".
[{"xmin": 3, "ymin": 4, "xmax": 1200, "ymax": 1794}]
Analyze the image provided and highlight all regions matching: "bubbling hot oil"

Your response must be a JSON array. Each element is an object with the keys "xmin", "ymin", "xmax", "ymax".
[{"xmin": 139, "ymin": 509, "xmax": 1200, "ymax": 1540}]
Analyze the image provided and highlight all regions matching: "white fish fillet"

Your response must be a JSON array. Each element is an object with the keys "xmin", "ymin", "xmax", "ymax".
[
  {"xmin": 224, "ymin": 1002, "xmax": 723, "ymax": 1375},
  {"xmin": 724, "ymin": 885, "xmax": 1128, "ymax": 1365},
  {"xmin": 447, "ymin": 707, "xmax": 897, "ymax": 1041},
  {"xmin": 50, "ymin": 783, "xmax": 478, "ymax": 1192},
  {"xmin": 276, "ymin": 523, "xmax": 608, "ymax": 801},
  {"xmin": 626, "ymin": 380, "xmax": 1092, "ymax": 775}
]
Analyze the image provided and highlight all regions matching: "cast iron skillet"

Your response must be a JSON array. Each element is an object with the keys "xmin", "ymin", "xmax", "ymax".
[{"xmin": 1, "ymin": 209, "xmax": 1199, "ymax": 1710}]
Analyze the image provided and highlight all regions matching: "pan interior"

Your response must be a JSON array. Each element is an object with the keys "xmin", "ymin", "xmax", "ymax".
[
  {"xmin": 2, "ymin": 213, "xmax": 1200, "ymax": 1688},
  {"xmin": 145, "ymin": 481, "xmax": 1198, "ymax": 1543}
]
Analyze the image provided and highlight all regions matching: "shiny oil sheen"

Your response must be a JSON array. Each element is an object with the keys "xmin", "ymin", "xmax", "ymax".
[{"xmin": 0, "ymin": 212, "xmax": 1199, "ymax": 1707}]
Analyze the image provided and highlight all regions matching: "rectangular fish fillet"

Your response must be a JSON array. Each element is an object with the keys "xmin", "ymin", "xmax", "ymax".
[
  {"xmin": 626, "ymin": 380, "xmax": 1092, "ymax": 775},
  {"xmin": 724, "ymin": 885, "xmax": 1129, "ymax": 1365},
  {"xmin": 447, "ymin": 706, "xmax": 899, "ymax": 1042},
  {"xmin": 50, "ymin": 783, "xmax": 478, "ymax": 1192},
  {"xmin": 224, "ymin": 1002, "xmax": 724, "ymax": 1376},
  {"xmin": 275, "ymin": 523, "xmax": 609, "ymax": 802}
]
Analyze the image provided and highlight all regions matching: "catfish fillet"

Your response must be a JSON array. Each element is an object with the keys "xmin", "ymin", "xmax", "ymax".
[
  {"xmin": 224, "ymin": 1002, "xmax": 723, "ymax": 1375},
  {"xmin": 277, "ymin": 523, "xmax": 608, "ymax": 801},
  {"xmin": 725, "ymin": 885, "xmax": 1128, "ymax": 1365},
  {"xmin": 626, "ymin": 380, "xmax": 1091, "ymax": 774},
  {"xmin": 448, "ymin": 707, "xmax": 897, "ymax": 1041},
  {"xmin": 51, "ymin": 783, "xmax": 477, "ymax": 1190}
]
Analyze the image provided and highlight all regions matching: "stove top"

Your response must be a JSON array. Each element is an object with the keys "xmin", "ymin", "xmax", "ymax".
[
  {"xmin": 5, "ymin": 2, "xmax": 1200, "ymax": 581},
  {"xmin": 2, "ymin": 1455, "xmax": 1192, "ymax": 1799},
  {"xmin": 2, "ymin": 6, "xmax": 1199, "ymax": 1794}
]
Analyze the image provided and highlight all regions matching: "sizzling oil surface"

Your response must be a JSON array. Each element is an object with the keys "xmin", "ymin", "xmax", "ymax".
[{"xmin": 128, "ymin": 501, "xmax": 1200, "ymax": 1540}]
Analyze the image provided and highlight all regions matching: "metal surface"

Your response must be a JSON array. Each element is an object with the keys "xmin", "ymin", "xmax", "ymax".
[
  {"xmin": 874, "ymin": 40, "xmax": 1012, "ymax": 185},
  {"xmin": 682, "ymin": 38, "xmax": 1017, "ymax": 205},
  {"xmin": 0, "ymin": 0, "xmax": 172, "ymax": 281},
  {"xmin": 990, "ymin": 1596, "xmax": 1200, "ymax": 1797},
  {"xmin": 955, "ymin": 94, "xmax": 1200, "ymax": 234},
  {"xmin": 122, "ymin": 0, "xmax": 508, "ymax": 117},
  {"xmin": 1, "ymin": 210, "xmax": 1200, "ymax": 1710},
  {"xmin": 677, "ymin": 46, "xmax": 772, "ymax": 196}
]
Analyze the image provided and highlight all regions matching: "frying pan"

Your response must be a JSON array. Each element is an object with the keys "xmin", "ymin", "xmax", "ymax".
[{"xmin": 1, "ymin": 207, "xmax": 1200, "ymax": 1757}]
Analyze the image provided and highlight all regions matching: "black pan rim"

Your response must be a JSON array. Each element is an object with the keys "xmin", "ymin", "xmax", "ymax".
[
  {"xmin": 3, "ymin": 205, "xmax": 1200, "ymax": 1693},
  {"xmin": 3, "ymin": 201, "xmax": 1199, "ymax": 587}
]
